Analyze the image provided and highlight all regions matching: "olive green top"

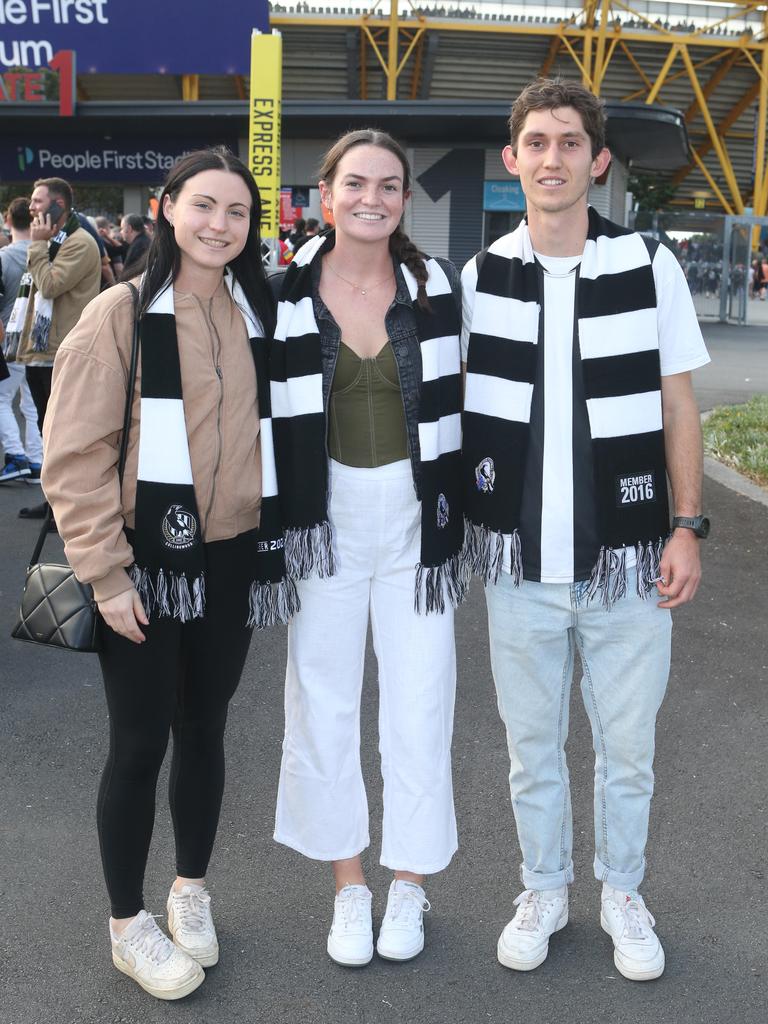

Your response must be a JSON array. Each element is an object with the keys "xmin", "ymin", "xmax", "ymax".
[{"xmin": 328, "ymin": 340, "xmax": 409, "ymax": 467}]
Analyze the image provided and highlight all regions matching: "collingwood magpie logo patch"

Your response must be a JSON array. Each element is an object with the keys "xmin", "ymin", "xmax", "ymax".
[
  {"xmin": 162, "ymin": 504, "xmax": 199, "ymax": 550},
  {"xmin": 436, "ymin": 493, "xmax": 450, "ymax": 529},
  {"xmin": 475, "ymin": 457, "xmax": 495, "ymax": 494},
  {"xmin": 616, "ymin": 471, "xmax": 656, "ymax": 508}
]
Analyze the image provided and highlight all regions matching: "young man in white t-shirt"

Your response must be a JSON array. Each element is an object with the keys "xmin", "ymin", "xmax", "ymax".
[{"xmin": 461, "ymin": 79, "xmax": 710, "ymax": 982}]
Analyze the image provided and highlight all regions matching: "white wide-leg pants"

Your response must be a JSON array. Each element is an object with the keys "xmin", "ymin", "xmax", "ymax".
[{"xmin": 274, "ymin": 459, "xmax": 458, "ymax": 874}]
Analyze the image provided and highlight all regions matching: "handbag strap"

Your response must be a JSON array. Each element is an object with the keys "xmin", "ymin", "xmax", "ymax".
[{"xmin": 30, "ymin": 283, "xmax": 141, "ymax": 568}]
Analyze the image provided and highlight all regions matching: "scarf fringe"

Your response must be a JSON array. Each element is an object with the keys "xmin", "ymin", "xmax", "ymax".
[
  {"xmin": 31, "ymin": 314, "xmax": 51, "ymax": 352},
  {"xmin": 2, "ymin": 330, "xmax": 21, "ymax": 360},
  {"xmin": 284, "ymin": 521, "xmax": 336, "ymax": 580},
  {"xmin": 635, "ymin": 536, "xmax": 666, "ymax": 598},
  {"xmin": 584, "ymin": 547, "xmax": 628, "ymax": 609},
  {"xmin": 155, "ymin": 568, "xmax": 171, "ymax": 617},
  {"xmin": 129, "ymin": 565, "xmax": 206, "ymax": 622},
  {"xmin": 583, "ymin": 536, "xmax": 667, "ymax": 608},
  {"xmin": 414, "ymin": 551, "xmax": 471, "ymax": 615},
  {"xmin": 247, "ymin": 577, "xmax": 301, "ymax": 629},
  {"xmin": 463, "ymin": 518, "xmax": 522, "ymax": 586}
]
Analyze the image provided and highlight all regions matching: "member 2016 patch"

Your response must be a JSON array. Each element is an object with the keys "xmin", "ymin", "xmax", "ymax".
[
  {"xmin": 615, "ymin": 471, "xmax": 656, "ymax": 508},
  {"xmin": 162, "ymin": 504, "xmax": 199, "ymax": 550},
  {"xmin": 475, "ymin": 456, "xmax": 495, "ymax": 494},
  {"xmin": 436, "ymin": 493, "xmax": 450, "ymax": 529}
]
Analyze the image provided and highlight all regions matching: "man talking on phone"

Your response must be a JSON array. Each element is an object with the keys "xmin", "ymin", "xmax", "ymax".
[{"xmin": 9, "ymin": 177, "xmax": 101, "ymax": 518}]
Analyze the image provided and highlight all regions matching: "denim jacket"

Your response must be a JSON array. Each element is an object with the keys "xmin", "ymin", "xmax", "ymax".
[{"xmin": 311, "ymin": 254, "xmax": 461, "ymax": 500}]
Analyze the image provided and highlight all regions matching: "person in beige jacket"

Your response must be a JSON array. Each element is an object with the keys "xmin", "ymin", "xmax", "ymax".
[
  {"xmin": 42, "ymin": 149, "xmax": 284, "ymax": 1002},
  {"xmin": 6, "ymin": 177, "xmax": 100, "ymax": 516},
  {"xmin": 15, "ymin": 177, "xmax": 101, "ymax": 428}
]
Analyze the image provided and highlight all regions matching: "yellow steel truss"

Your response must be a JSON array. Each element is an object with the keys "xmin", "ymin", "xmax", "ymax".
[{"xmin": 270, "ymin": 1, "xmax": 768, "ymax": 214}]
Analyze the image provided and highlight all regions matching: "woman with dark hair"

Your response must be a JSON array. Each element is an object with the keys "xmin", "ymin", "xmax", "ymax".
[
  {"xmin": 41, "ymin": 148, "xmax": 292, "ymax": 999},
  {"xmin": 272, "ymin": 129, "xmax": 465, "ymax": 966}
]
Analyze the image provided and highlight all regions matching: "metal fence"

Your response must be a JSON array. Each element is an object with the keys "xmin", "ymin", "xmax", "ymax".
[{"xmin": 630, "ymin": 210, "xmax": 768, "ymax": 326}]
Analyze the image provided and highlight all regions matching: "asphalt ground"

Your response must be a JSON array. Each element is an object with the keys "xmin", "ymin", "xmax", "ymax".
[{"xmin": 1, "ymin": 323, "xmax": 766, "ymax": 1024}]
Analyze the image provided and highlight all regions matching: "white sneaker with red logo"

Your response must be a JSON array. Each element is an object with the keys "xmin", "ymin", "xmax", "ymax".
[
  {"xmin": 497, "ymin": 887, "xmax": 569, "ymax": 971},
  {"xmin": 600, "ymin": 885, "xmax": 665, "ymax": 981}
]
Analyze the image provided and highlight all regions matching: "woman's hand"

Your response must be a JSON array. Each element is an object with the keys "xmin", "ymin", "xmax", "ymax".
[{"xmin": 98, "ymin": 587, "xmax": 149, "ymax": 643}]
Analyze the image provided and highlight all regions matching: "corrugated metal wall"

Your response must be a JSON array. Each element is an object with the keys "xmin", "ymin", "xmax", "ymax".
[
  {"xmin": 270, "ymin": 24, "xmax": 764, "ymax": 209},
  {"xmin": 75, "ymin": 21, "xmax": 767, "ymax": 210},
  {"xmin": 409, "ymin": 148, "xmax": 452, "ymax": 258},
  {"xmin": 414, "ymin": 146, "xmax": 486, "ymax": 266}
]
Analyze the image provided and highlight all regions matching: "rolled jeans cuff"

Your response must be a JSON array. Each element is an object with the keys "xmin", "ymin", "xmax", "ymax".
[
  {"xmin": 593, "ymin": 854, "xmax": 645, "ymax": 891},
  {"xmin": 520, "ymin": 860, "xmax": 574, "ymax": 891}
]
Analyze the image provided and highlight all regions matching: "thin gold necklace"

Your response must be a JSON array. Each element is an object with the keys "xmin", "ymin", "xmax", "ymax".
[{"xmin": 326, "ymin": 260, "xmax": 394, "ymax": 296}]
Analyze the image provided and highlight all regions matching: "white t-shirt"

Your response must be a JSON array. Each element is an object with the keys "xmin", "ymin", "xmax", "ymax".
[{"xmin": 461, "ymin": 239, "xmax": 710, "ymax": 583}]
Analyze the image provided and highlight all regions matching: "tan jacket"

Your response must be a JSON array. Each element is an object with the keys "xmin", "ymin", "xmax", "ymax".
[
  {"xmin": 42, "ymin": 279, "xmax": 262, "ymax": 602},
  {"xmin": 17, "ymin": 228, "xmax": 102, "ymax": 364}
]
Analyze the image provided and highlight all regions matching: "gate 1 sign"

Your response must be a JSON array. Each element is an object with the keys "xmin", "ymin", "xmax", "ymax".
[
  {"xmin": 0, "ymin": 0, "xmax": 269, "ymax": 74},
  {"xmin": 0, "ymin": 50, "xmax": 75, "ymax": 115}
]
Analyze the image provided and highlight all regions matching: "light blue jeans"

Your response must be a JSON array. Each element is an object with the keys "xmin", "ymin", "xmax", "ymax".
[{"xmin": 485, "ymin": 571, "xmax": 671, "ymax": 892}]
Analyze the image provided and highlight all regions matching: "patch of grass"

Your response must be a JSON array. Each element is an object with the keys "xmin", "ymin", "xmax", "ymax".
[{"xmin": 703, "ymin": 395, "xmax": 768, "ymax": 488}]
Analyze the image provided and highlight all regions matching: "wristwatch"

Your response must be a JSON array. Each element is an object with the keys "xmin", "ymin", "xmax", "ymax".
[{"xmin": 672, "ymin": 515, "xmax": 710, "ymax": 538}]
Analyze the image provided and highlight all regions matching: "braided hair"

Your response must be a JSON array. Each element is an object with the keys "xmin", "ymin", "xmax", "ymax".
[{"xmin": 318, "ymin": 129, "xmax": 432, "ymax": 311}]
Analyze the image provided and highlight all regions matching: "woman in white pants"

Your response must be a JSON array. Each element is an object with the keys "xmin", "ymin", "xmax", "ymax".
[{"xmin": 272, "ymin": 129, "xmax": 466, "ymax": 966}]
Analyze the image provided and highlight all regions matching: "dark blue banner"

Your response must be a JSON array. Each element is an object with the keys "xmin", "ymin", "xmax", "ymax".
[
  {"xmin": 0, "ymin": 1, "xmax": 269, "ymax": 74},
  {"xmin": 2, "ymin": 136, "xmax": 241, "ymax": 182}
]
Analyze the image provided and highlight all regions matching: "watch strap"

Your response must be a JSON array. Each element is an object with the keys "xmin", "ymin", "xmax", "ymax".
[
  {"xmin": 672, "ymin": 516, "xmax": 699, "ymax": 530},
  {"xmin": 672, "ymin": 515, "xmax": 709, "ymax": 538}
]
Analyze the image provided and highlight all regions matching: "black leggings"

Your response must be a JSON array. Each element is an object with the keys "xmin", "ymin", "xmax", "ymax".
[
  {"xmin": 25, "ymin": 365, "xmax": 53, "ymax": 433},
  {"xmin": 97, "ymin": 531, "xmax": 256, "ymax": 918}
]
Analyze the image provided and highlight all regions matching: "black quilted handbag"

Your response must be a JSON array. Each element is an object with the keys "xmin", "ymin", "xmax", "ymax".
[
  {"xmin": 12, "ymin": 541, "xmax": 101, "ymax": 652},
  {"xmin": 11, "ymin": 284, "xmax": 140, "ymax": 653}
]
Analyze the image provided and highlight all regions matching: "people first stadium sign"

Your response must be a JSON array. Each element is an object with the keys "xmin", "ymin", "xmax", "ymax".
[{"xmin": 0, "ymin": 0, "xmax": 269, "ymax": 73}]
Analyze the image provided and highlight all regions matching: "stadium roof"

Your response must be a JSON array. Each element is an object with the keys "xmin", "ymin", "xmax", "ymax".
[{"xmin": 0, "ymin": 98, "xmax": 689, "ymax": 168}]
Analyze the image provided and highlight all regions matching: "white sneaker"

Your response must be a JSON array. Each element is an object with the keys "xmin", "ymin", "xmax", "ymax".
[
  {"xmin": 497, "ymin": 887, "xmax": 569, "ymax": 971},
  {"xmin": 376, "ymin": 880, "xmax": 431, "ymax": 962},
  {"xmin": 601, "ymin": 885, "xmax": 665, "ymax": 981},
  {"xmin": 167, "ymin": 884, "xmax": 220, "ymax": 967},
  {"xmin": 327, "ymin": 884, "xmax": 374, "ymax": 967},
  {"xmin": 110, "ymin": 909, "xmax": 204, "ymax": 1000}
]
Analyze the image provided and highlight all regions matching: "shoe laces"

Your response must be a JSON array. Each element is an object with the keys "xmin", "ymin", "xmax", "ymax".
[
  {"xmin": 512, "ymin": 890, "xmax": 559, "ymax": 933},
  {"xmin": 616, "ymin": 892, "xmax": 656, "ymax": 942},
  {"xmin": 170, "ymin": 888, "xmax": 212, "ymax": 933},
  {"xmin": 125, "ymin": 914, "xmax": 174, "ymax": 965},
  {"xmin": 335, "ymin": 886, "xmax": 371, "ymax": 931},
  {"xmin": 385, "ymin": 885, "xmax": 431, "ymax": 927}
]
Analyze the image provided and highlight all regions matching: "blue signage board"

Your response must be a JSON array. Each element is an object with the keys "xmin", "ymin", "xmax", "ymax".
[
  {"xmin": 2, "ymin": 136, "xmax": 240, "ymax": 183},
  {"xmin": 0, "ymin": 1, "xmax": 269, "ymax": 74},
  {"xmin": 484, "ymin": 180, "xmax": 526, "ymax": 212}
]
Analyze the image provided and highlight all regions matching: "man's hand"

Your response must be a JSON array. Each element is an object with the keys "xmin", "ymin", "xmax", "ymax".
[
  {"xmin": 98, "ymin": 587, "xmax": 149, "ymax": 643},
  {"xmin": 30, "ymin": 212, "xmax": 58, "ymax": 243},
  {"xmin": 655, "ymin": 529, "xmax": 702, "ymax": 608}
]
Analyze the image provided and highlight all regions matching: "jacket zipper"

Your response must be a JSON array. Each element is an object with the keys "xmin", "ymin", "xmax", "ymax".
[{"xmin": 201, "ymin": 296, "xmax": 224, "ymax": 534}]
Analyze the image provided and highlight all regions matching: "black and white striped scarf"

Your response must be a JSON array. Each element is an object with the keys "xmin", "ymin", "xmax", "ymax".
[
  {"xmin": 129, "ymin": 272, "xmax": 297, "ymax": 628},
  {"xmin": 272, "ymin": 231, "xmax": 467, "ymax": 613},
  {"xmin": 2, "ymin": 271, "xmax": 30, "ymax": 361},
  {"xmin": 463, "ymin": 207, "xmax": 669, "ymax": 605},
  {"xmin": 3, "ymin": 212, "xmax": 81, "ymax": 357}
]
